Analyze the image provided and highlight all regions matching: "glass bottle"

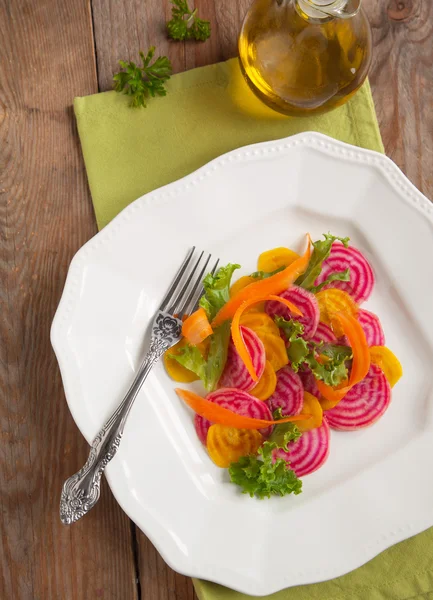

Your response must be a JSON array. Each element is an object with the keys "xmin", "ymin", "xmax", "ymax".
[{"xmin": 238, "ymin": 0, "xmax": 372, "ymax": 116}]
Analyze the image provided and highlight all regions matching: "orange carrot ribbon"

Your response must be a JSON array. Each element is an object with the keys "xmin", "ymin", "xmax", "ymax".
[
  {"xmin": 231, "ymin": 295, "xmax": 302, "ymax": 381},
  {"xmin": 182, "ymin": 307, "xmax": 213, "ymax": 345},
  {"xmin": 211, "ymin": 235, "xmax": 311, "ymax": 328},
  {"xmin": 176, "ymin": 389, "xmax": 311, "ymax": 429}
]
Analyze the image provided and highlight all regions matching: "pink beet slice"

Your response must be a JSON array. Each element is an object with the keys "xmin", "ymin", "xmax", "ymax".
[
  {"xmin": 266, "ymin": 286, "xmax": 319, "ymax": 338},
  {"xmin": 299, "ymin": 368, "xmax": 320, "ymax": 399},
  {"xmin": 358, "ymin": 309, "xmax": 385, "ymax": 346},
  {"xmin": 274, "ymin": 417, "xmax": 330, "ymax": 477},
  {"xmin": 313, "ymin": 243, "xmax": 375, "ymax": 304},
  {"xmin": 311, "ymin": 322, "xmax": 336, "ymax": 345},
  {"xmin": 325, "ymin": 364, "xmax": 391, "ymax": 430},
  {"xmin": 194, "ymin": 388, "xmax": 274, "ymax": 443},
  {"xmin": 218, "ymin": 326, "xmax": 266, "ymax": 392},
  {"xmin": 267, "ymin": 366, "xmax": 304, "ymax": 416}
]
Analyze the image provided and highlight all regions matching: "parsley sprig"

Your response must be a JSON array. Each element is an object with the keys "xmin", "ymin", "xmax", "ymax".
[
  {"xmin": 167, "ymin": 0, "xmax": 211, "ymax": 41},
  {"xmin": 229, "ymin": 440, "xmax": 302, "ymax": 499},
  {"xmin": 113, "ymin": 47, "xmax": 172, "ymax": 108},
  {"xmin": 276, "ymin": 316, "xmax": 352, "ymax": 386},
  {"xmin": 229, "ymin": 418, "xmax": 303, "ymax": 499}
]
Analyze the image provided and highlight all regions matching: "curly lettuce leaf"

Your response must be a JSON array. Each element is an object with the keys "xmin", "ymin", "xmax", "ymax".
[
  {"xmin": 308, "ymin": 344, "xmax": 353, "ymax": 387},
  {"xmin": 229, "ymin": 441, "xmax": 302, "ymax": 499},
  {"xmin": 168, "ymin": 322, "xmax": 230, "ymax": 391},
  {"xmin": 167, "ymin": 343, "xmax": 206, "ymax": 380},
  {"xmin": 171, "ymin": 264, "xmax": 239, "ymax": 391},
  {"xmin": 275, "ymin": 316, "xmax": 351, "ymax": 386},
  {"xmin": 295, "ymin": 233, "xmax": 349, "ymax": 290},
  {"xmin": 199, "ymin": 263, "xmax": 240, "ymax": 320},
  {"xmin": 268, "ymin": 411, "xmax": 302, "ymax": 451},
  {"xmin": 305, "ymin": 353, "xmax": 348, "ymax": 387}
]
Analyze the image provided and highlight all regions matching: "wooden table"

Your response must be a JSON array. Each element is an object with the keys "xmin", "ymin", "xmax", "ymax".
[{"xmin": 1, "ymin": 1, "xmax": 432, "ymax": 598}]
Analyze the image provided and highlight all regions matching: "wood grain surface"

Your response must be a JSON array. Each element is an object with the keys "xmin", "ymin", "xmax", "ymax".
[
  {"xmin": 0, "ymin": 1, "xmax": 137, "ymax": 599},
  {"xmin": 1, "ymin": 0, "xmax": 432, "ymax": 599}
]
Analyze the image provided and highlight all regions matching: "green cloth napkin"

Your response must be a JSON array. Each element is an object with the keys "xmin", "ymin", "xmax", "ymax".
[
  {"xmin": 74, "ymin": 58, "xmax": 384, "ymax": 230},
  {"xmin": 74, "ymin": 58, "xmax": 433, "ymax": 599}
]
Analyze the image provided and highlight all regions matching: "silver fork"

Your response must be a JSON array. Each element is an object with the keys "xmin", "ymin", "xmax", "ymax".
[{"xmin": 60, "ymin": 247, "xmax": 218, "ymax": 525}]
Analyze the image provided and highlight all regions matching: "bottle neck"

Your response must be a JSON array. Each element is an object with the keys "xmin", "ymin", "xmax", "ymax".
[{"xmin": 295, "ymin": 0, "xmax": 360, "ymax": 20}]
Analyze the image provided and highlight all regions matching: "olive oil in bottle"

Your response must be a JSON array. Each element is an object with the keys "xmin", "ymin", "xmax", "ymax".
[{"xmin": 238, "ymin": 0, "xmax": 372, "ymax": 116}]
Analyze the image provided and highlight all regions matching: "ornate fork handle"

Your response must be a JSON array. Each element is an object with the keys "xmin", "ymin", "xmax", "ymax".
[{"xmin": 60, "ymin": 312, "xmax": 182, "ymax": 525}]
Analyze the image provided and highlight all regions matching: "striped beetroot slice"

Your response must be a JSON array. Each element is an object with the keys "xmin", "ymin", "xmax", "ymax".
[
  {"xmin": 266, "ymin": 286, "xmax": 319, "ymax": 338},
  {"xmin": 358, "ymin": 309, "xmax": 385, "ymax": 346},
  {"xmin": 313, "ymin": 243, "xmax": 375, "ymax": 304},
  {"xmin": 325, "ymin": 364, "xmax": 391, "ymax": 430},
  {"xmin": 311, "ymin": 322, "xmax": 336, "ymax": 345},
  {"xmin": 194, "ymin": 388, "xmax": 274, "ymax": 443},
  {"xmin": 274, "ymin": 417, "xmax": 330, "ymax": 476},
  {"xmin": 298, "ymin": 368, "xmax": 320, "ymax": 399},
  {"xmin": 267, "ymin": 366, "xmax": 304, "ymax": 416},
  {"xmin": 218, "ymin": 326, "xmax": 266, "ymax": 392}
]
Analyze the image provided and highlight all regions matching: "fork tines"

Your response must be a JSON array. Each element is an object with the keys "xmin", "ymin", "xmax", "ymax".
[{"xmin": 159, "ymin": 248, "xmax": 219, "ymax": 318}]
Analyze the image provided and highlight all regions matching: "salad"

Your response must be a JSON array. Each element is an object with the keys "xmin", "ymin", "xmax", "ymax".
[{"xmin": 164, "ymin": 234, "xmax": 403, "ymax": 499}]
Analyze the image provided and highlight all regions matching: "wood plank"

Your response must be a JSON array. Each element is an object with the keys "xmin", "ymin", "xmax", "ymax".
[
  {"xmin": 0, "ymin": 1, "xmax": 138, "ymax": 598},
  {"xmin": 364, "ymin": 0, "xmax": 433, "ymax": 200}
]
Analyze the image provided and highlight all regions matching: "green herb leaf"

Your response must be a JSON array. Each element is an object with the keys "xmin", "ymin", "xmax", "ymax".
[
  {"xmin": 167, "ymin": 0, "xmax": 211, "ymax": 42},
  {"xmin": 295, "ymin": 233, "xmax": 350, "ymax": 290},
  {"xmin": 198, "ymin": 262, "xmax": 240, "ymax": 389},
  {"xmin": 250, "ymin": 266, "xmax": 285, "ymax": 279},
  {"xmin": 113, "ymin": 47, "xmax": 172, "ymax": 108},
  {"xmin": 275, "ymin": 316, "xmax": 310, "ymax": 372},
  {"xmin": 203, "ymin": 321, "xmax": 231, "ymax": 391},
  {"xmin": 229, "ymin": 441, "xmax": 302, "ymax": 499},
  {"xmin": 309, "ymin": 269, "xmax": 350, "ymax": 294}
]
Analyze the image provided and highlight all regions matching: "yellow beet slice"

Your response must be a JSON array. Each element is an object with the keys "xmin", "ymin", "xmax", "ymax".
[
  {"xmin": 250, "ymin": 360, "xmax": 278, "ymax": 401},
  {"xmin": 240, "ymin": 311, "xmax": 280, "ymax": 338},
  {"xmin": 230, "ymin": 275, "xmax": 255, "ymax": 298},
  {"xmin": 257, "ymin": 247, "xmax": 300, "ymax": 273},
  {"xmin": 369, "ymin": 346, "xmax": 403, "ymax": 388},
  {"xmin": 297, "ymin": 392, "xmax": 323, "ymax": 432},
  {"xmin": 206, "ymin": 424, "xmax": 263, "ymax": 468},
  {"xmin": 316, "ymin": 288, "xmax": 358, "ymax": 336},
  {"xmin": 257, "ymin": 331, "xmax": 288, "ymax": 372}
]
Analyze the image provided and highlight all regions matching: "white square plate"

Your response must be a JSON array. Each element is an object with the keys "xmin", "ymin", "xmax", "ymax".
[{"xmin": 52, "ymin": 133, "xmax": 433, "ymax": 596}]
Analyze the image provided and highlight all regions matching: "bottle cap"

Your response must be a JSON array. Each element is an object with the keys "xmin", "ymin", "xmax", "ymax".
[{"xmin": 298, "ymin": 0, "xmax": 361, "ymax": 19}]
